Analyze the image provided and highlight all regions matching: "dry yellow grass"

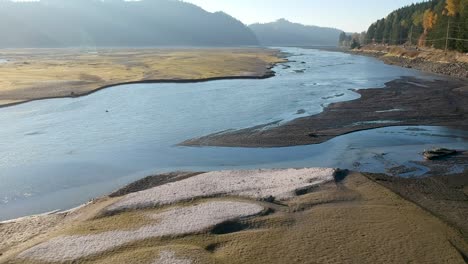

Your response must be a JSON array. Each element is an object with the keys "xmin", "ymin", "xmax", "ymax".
[
  {"xmin": 2, "ymin": 173, "xmax": 467, "ymax": 264},
  {"xmin": 0, "ymin": 48, "xmax": 283, "ymax": 107}
]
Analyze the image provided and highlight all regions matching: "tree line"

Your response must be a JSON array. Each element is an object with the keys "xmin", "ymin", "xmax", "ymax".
[{"xmin": 342, "ymin": 0, "xmax": 467, "ymax": 52}]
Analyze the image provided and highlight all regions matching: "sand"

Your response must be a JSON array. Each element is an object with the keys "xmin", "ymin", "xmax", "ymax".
[
  {"xmin": 153, "ymin": 251, "xmax": 192, "ymax": 264},
  {"xmin": 106, "ymin": 168, "xmax": 335, "ymax": 213},
  {"xmin": 0, "ymin": 214, "xmax": 65, "ymax": 255},
  {"xmin": 17, "ymin": 201, "xmax": 263, "ymax": 262},
  {"xmin": 2, "ymin": 169, "xmax": 468, "ymax": 264}
]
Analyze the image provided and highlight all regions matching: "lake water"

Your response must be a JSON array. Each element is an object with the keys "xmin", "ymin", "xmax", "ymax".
[{"xmin": 0, "ymin": 47, "xmax": 466, "ymax": 220}]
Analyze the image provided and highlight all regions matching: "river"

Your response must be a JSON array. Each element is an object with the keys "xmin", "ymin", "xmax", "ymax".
[{"xmin": 0, "ymin": 47, "xmax": 466, "ymax": 220}]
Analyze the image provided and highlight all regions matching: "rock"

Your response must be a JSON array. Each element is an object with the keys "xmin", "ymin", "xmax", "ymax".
[
  {"xmin": 259, "ymin": 195, "xmax": 275, "ymax": 203},
  {"xmin": 423, "ymin": 148, "xmax": 458, "ymax": 160},
  {"xmin": 333, "ymin": 169, "xmax": 349, "ymax": 183}
]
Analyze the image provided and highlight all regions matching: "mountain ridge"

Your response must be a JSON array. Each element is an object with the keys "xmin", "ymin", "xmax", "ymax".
[
  {"xmin": 249, "ymin": 18, "xmax": 343, "ymax": 47},
  {"xmin": 0, "ymin": 0, "xmax": 259, "ymax": 48}
]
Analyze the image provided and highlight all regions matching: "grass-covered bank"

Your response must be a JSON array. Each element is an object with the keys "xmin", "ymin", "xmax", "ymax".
[
  {"xmin": 350, "ymin": 45, "xmax": 468, "ymax": 78},
  {"xmin": 0, "ymin": 48, "xmax": 284, "ymax": 107}
]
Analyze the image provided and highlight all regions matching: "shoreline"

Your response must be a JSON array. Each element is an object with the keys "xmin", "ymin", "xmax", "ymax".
[
  {"xmin": 180, "ymin": 76, "xmax": 468, "ymax": 148},
  {"xmin": 348, "ymin": 46, "xmax": 468, "ymax": 79},
  {"xmin": 2, "ymin": 153, "xmax": 466, "ymax": 224},
  {"xmin": 0, "ymin": 72, "xmax": 278, "ymax": 109},
  {"xmin": 0, "ymin": 48, "xmax": 284, "ymax": 109},
  {"xmin": 1, "ymin": 47, "xmax": 467, "ymax": 262}
]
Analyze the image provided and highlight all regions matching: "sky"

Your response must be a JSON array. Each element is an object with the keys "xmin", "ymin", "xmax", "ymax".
[{"xmin": 185, "ymin": 0, "xmax": 426, "ymax": 32}]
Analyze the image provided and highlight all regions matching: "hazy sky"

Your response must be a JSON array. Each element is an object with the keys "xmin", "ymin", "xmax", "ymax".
[{"xmin": 185, "ymin": 0, "xmax": 425, "ymax": 32}]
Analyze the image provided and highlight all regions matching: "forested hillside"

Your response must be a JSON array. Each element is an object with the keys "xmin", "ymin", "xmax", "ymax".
[
  {"xmin": 0, "ymin": 0, "xmax": 258, "ymax": 47},
  {"xmin": 365, "ymin": 0, "xmax": 467, "ymax": 52}
]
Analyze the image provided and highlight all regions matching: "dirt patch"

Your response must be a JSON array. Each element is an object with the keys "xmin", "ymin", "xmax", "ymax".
[
  {"xmin": 180, "ymin": 76, "xmax": 468, "ymax": 147},
  {"xmin": 365, "ymin": 171, "xmax": 468, "ymax": 239}
]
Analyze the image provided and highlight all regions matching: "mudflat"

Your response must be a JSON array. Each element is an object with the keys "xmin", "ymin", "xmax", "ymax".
[
  {"xmin": 0, "ymin": 48, "xmax": 282, "ymax": 107},
  {"xmin": 181, "ymin": 76, "xmax": 468, "ymax": 147}
]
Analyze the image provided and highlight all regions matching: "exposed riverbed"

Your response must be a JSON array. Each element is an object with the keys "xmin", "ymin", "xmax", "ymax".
[{"xmin": 0, "ymin": 47, "xmax": 466, "ymax": 220}]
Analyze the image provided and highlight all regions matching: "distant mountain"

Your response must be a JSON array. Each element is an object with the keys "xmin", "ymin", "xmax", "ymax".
[
  {"xmin": 0, "ymin": 0, "xmax": 258, "ymax": 48},
  {"xmin": 249, "ymin": 19, "xmax": 342, "ymax": 47}
]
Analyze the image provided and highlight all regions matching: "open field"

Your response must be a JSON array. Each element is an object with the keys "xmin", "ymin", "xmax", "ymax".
[
  {"xmin": 1, "ymin": 169, "xmax": 467, "ymax": 264},
  {"xmin": 0, "ymin": 48, "xmax": 282, "ymax": 107}
]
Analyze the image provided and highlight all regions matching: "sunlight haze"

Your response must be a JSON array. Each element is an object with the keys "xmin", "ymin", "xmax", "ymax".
[{"xmin": 1, "ymin": 0, "xmax": 467, "ymax": 263}]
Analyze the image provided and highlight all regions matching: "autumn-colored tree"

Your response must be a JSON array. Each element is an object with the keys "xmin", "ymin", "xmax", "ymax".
[
  {"xmin": 419, "ymin": 9, "xmax": 438, "ymax": 46},
  {"xmin": 365, "ymin": 0, "xmax": 467, "ymax": 52},
  {"xmin": 445, "ymin": 0, "xmax": 461, "ymax": 16},
  {"xmin": 423, "ymin": 9, "xmax": 438, "ymax": 32}
]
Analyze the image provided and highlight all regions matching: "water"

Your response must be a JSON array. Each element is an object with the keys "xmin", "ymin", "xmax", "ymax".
[{"xmin": 0, "ymin": 47, "xmax": 466, "ymax": 220}]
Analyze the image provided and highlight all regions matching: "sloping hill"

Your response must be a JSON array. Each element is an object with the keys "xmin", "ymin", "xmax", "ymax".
[
  {"xmin": 0, "ymin": 0, "xmax": 258, "ymax": 47},
  {"xmin": 365, "ymin": 0, "xmax": 467, "ymax": 52},
  {"xmin": 249, "ymin": 19, "xmax": 342, "ymax": 47}
]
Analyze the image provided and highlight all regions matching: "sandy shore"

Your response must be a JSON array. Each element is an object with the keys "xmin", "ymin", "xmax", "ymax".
[
  {"xmin": 0, "ymin": 48, "xmax": 283, "ymax": 108},
  {"xmin": 181, "ymin": 76, "xmax": 468, "ymax": 147},
  {"xmin": 1, "ymin": 165, "xmax": 467, "ymax": 264}
]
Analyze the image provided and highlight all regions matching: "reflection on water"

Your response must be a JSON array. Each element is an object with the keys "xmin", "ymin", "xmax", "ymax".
[{"xmin": 0, "ymin": 48, "xmax": 461, "ymax": 220}]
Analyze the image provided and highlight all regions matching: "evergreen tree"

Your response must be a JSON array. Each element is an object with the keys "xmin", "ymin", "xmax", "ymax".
[
  {"xmin": 338, "ymin": 32, "xmax": 347, "ymax": 46},
  {"xmin": 365, "ymin": 0, "xmax": 467, "ymax": 52},
  {"xmin": 367, "ymin": 23, "xmax": 377, "ymax": 43},
  {"xmin": 391, "ymin": 13, "xmax": 401, "ymax": 44}
]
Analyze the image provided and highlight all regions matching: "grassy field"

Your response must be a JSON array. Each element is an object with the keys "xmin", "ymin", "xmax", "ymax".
[{"xmin": 0, "ymin": 48, "xmax": 282, "ymax": 107}]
